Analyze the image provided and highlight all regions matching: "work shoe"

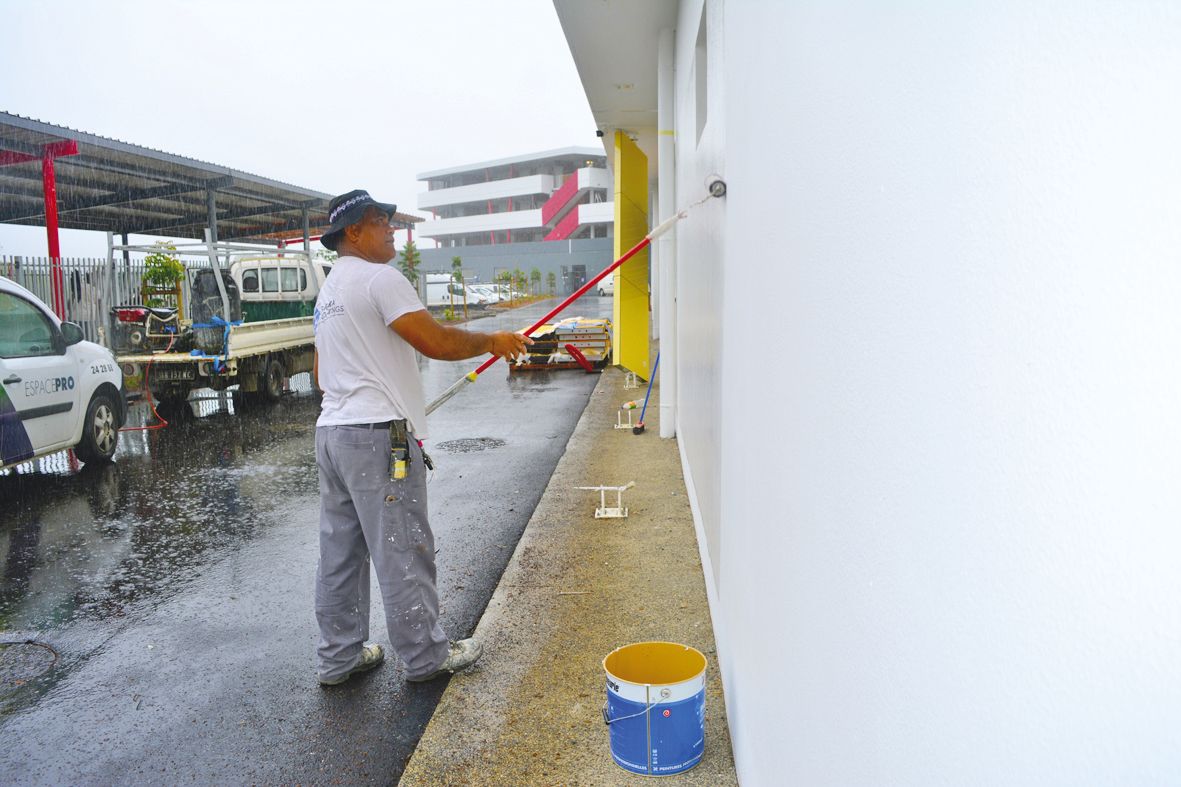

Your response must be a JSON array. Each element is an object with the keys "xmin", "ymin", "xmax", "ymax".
[
  {"xmin": 318, "ymin": 643, "xmax": 385, "ymax": 686},
  {"xmin": 407, "ymin": 638, "xmax": 483, "ymax": 683}
]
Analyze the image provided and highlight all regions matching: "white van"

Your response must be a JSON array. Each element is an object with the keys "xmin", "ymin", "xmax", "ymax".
[
  {"xmin": 597, "ymin": 273, "xmax": 615, "ymax": 296},
  {"xmin": 424, "ymin": 272, "xmax": 476, "ymax": 308},
  {"xmin": 1, "ymin": 276, "xmax": 126, "ymax": 470}
]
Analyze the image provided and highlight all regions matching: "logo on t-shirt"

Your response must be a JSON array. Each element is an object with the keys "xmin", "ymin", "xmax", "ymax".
[{"xmin": 313, "ymin": 297, "xmax": 345, "ymax": 332}]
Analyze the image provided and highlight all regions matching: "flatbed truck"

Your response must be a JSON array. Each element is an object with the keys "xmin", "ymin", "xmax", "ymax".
[{"xmin": 108, "ymin": 234, "xmax": 323, "ymax": 405}]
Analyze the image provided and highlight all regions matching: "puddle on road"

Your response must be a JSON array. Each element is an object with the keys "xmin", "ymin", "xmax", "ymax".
[
  {"xmin": 0, "ymin": 641, "xmax": 58, "ymax": 688},
  {"xmin": 434, "ymin": 438, "xmax": 507, "ymax": 454}
]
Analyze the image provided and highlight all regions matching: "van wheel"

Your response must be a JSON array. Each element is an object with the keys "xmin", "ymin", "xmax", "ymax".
[
  {"xmin": 261, "ymin": 357, "xmax": 285, "ymax": 402},
  {"xmin": 75, "ymin": 392, "xmax": 119, "ymax": 464},
  {"xmin": 598, "ymin": 288, "xmax": 605, "ymax": 296}
]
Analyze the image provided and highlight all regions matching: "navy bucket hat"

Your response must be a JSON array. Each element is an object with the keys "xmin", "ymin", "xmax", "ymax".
[{"xmin": 320, "ymin": 189, "xmax": 397, "ymax": 251}]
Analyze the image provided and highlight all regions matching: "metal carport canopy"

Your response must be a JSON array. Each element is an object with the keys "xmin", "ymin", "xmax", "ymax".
[{"xmin": 0, "ymin": 111, "xmax": 419, "ymax": 244}]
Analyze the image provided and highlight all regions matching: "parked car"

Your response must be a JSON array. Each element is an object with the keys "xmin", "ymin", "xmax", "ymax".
[
  {"xmin": 597, "ymin": 274, "xmax": 616, "ymax": 296},
  {"xmin": 424, "ymin": 273, "xmax": 479, "ymax": 308},
  {"xmin": 1, "ymin": 276, "xmax": 127, "ymax": 470},
  {"xmin": 468, "ymin": 284, "xmax": 501, "ymax": 305}
]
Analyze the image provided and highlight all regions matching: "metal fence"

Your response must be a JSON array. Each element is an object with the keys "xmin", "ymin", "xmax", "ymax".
[{"xmin": 1, "ymin": 254, "xmax": 213, "ymax": 346}]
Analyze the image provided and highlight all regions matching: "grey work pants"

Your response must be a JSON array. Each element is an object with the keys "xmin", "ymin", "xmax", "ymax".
[{"xmin": 314, "ymin": 423, "xmax": 449, "ymax": 682}]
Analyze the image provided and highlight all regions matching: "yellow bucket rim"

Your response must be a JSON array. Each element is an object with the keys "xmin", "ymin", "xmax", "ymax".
[{"xmin": 602, "ymin": 641, "xmax": 708, "ymax": 687}]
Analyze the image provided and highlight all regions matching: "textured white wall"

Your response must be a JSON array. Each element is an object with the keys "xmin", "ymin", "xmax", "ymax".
[
  {"xmin": 681, "ymin": 2, "xmax": 1181, "ymax": 784},
  {"xmin": 673, "ymin": 0, "xmax": 726, "ymax": 598}
]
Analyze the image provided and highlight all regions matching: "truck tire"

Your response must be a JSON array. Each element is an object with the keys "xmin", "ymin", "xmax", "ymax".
[
  {"xmin": 74, "ymin": 392, "xmax": 120, "ymax": 465},
  {"xmin": 261, "ymin": 357, "xmax": 285, "ymax": 402}
]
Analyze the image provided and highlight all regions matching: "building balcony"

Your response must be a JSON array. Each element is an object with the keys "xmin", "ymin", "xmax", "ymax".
[
  {"xmin": 418, "ymin": 174, "xmax": 556, "ymax": 211},
  {"xmin": 418, "ymin": 208, "xmax": 545, "ymax": 239},
  {"xmin": 578, "ymin": 200, "xmax": 613, "ymax": 224},
  {"xmin": 543, "ymin": 201, "xmax": 615, "ymax": 241}
]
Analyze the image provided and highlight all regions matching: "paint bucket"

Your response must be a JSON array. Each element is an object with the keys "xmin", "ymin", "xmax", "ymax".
[{"xmin": 602, "ymin": 641, "xmax": 707, "ymax": 776}]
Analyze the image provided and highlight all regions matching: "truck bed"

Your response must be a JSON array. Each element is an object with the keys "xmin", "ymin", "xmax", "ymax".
[{"xmin": 116, "ymin": 316, "xmax": 313, "ymax": 364}]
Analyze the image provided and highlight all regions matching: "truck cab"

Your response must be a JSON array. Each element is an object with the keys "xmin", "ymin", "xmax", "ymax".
[
  {"xmin": 1, "ymin": 276, "xmax": 126, "ymax": 470},
  {"xmin": 229, "ymin": 256, "xmax": 332, "ymax": 322}
]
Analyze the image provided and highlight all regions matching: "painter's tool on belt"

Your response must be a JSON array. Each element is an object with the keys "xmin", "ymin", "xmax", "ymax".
[
  {"xmin": 425, "ymin": 181, "xmax": 726, "ymax": 416},
  {"xmin": 389, "ymin": 420, "xmax": 410, "ymax": 480},
  {"xmin": 417, "ymin": 439, "xmax": 435, "ymax": 471}
]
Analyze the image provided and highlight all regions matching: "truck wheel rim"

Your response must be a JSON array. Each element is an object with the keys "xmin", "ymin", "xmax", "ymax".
[{"xmin": 94, "ymin": 403, "xmax": 116, "ymax": 454}]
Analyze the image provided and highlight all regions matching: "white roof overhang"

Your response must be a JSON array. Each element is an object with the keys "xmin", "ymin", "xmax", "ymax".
[{"xmin": 553, "ymin": 0, "xmax": 678, "ymax": 182}]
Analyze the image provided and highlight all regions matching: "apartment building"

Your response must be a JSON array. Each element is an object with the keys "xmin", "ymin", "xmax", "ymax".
[{"xmin": 416, "ymin": 147, "xmax": 613, "ymax": 247}]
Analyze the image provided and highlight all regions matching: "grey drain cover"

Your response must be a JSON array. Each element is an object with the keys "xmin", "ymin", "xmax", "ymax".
[
  {"xmin": 0, "ymin": 641, "xmax": 58, "ymax": 686},
  {"xmin": 435, "ymin": 437, "xmax": 506, "ymax": 454}
]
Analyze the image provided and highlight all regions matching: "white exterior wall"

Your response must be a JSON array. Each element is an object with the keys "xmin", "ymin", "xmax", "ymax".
[{"xmin": 674, "ymin": 1, "xmax": 1181, "ymax": 784}]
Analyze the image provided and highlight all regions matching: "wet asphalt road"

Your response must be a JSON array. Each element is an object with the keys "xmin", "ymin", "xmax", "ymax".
[{"xmin": 0, "ymin": 296, "xmax": 611, "ymax": 785}]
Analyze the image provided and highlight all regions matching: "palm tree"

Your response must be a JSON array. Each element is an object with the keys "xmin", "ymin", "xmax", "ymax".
[
  {"xmin": 399, "ymin": 240, "xmax": 421, "ymax": 290},
  {"xmin": 497, "ymin": 270, "xmax": 513, "ymax": 305},
  {"xmin": 512, "ymin": 268, "xmax": 526, "ymax": 300},
  {"xmin": 451, "ymin": 255, "xmax": 467, "ymax": 319}
]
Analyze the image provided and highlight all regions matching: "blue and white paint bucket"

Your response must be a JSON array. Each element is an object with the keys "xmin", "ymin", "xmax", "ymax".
[{"xmin": 602, "ymin": 641, "xmax": 707, "ymax": 776}]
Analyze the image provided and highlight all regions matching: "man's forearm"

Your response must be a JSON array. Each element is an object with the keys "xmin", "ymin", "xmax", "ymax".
[
  {"xmin": 392, "ymin": 310, "xmax": 525, "ymax": 362},
  {"xmin": 430, "ymin": 324, "xmax": 494, "ymax": 361}
]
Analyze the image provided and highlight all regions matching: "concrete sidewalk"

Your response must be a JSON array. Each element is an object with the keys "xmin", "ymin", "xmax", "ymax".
[{"xmin": 401, "ymin": 363, "xmax": 738, "ymax": 785}]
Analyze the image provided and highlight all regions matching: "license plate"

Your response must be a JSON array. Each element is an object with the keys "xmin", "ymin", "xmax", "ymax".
[{"xmin": 154, "ymin": 367, "xmax": 195, "ymax": 381}]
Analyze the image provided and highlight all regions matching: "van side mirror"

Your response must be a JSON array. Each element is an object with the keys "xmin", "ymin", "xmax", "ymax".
[{"xmin": 61, "ymin": 321, "xmax": 85, "ymax": 346}]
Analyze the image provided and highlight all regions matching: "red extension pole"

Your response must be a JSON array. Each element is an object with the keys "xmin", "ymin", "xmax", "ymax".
[
  {"xmin": 424, "ymin": 204, "xmax": 693, "ymax": 416},
  {"xmin": 470, "ymin": 232, "xmax": 654, "ymax": 377}
]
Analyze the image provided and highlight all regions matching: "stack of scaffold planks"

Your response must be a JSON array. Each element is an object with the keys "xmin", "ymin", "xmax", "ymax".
[{"xmin": 513, "ymin": 317, "xmax": 612, "ymax": 372}]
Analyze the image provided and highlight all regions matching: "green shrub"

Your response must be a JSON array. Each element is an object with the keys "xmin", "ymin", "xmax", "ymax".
[{"xmin": 143, "ymin": 242, "xmax": 184, "ymax": 286}]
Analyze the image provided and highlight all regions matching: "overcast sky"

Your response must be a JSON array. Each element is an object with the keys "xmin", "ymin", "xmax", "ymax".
[{"xmin": 0, "ymin": 0, "xmax": 599, "ymax": 256}]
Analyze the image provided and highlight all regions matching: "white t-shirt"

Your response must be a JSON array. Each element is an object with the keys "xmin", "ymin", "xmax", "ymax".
[{"xmin": 313, "ymin": 256, "xmax": 429, "ymax": 437}]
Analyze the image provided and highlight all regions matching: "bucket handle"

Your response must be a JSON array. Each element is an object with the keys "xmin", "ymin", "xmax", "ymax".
[{"xmin": 602, "ymin": 701, "xmax": 651, "ymax": 725}]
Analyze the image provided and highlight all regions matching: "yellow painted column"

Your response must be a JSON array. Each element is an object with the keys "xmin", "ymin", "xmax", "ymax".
[{"xmin": 613, "ymin": 130, "xmax": 650, "ymax": 379}]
